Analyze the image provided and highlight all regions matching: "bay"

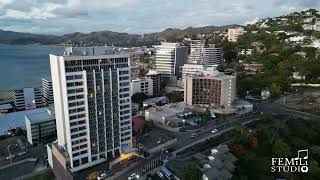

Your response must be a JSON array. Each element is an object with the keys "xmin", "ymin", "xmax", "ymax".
[{"xmin": 0, "ymin": 45, "xmax": 63, "ymax": 98}]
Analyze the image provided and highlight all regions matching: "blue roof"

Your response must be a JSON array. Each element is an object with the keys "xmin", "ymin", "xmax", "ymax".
[
  {"xmin": 0, "ymin": 104, "xmax": 13, "ymax": 110},
  {"xmin": 0, "ymin": 107, "xmax": 52, "ymax": 136},
  {"xmin": 25, "ymin": 110, "xmax": 54, "ymax": 123}
]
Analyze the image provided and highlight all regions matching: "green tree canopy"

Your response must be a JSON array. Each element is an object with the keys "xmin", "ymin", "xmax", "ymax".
[
  {"xmin": 178, "ymin": 164, "xmax": 202, "ymax": 180},
  {"xmin": 272, "ymin": 139, "xmax": 291, "ymax": 157}
]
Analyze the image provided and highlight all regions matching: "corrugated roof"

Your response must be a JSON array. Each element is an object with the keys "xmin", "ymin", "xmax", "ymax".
[{"xmin": 0, "ymin": 107, "xmax": 52, "ymax": 135}]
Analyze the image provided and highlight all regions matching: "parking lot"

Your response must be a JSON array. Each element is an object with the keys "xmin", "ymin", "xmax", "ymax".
[
  {"xmin": 0, "ymin": 135, "xmax": 46, "ymax": 166},
  {"xmin": 140, "ymin": 127, "xmax": 175, "ymax": 150}
]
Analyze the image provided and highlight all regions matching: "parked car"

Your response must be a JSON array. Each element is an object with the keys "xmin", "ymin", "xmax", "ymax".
[
  {"xmin": 211, "ymin": 129, "xmax": 219, "ymax": 134},
  {"xmin": 128, "ymin": 173, "xmax": 140, "ymax": 180},
  {"xmin": 97, "ymin": 172, "xmax": 107, "ymax": 180},
  {"xmin": 190, "ymin": 133, "xmax": 198, "ymax": 138}
]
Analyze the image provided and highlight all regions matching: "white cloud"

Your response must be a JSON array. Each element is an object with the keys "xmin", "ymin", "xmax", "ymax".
[
  {"xmin": 245, "ymin": 17, "xmax": 260, "ymax": 25},
  {"xmin": 0, "ymin": 3, "xmax": 63, "ymax": 20},
  {"xmin": 0, "ymin": 0, "xmax": 14, "ymax": 7},
  {"xmin": 67, "ymin": 0, "xmax": 136, "ymax": 10}
]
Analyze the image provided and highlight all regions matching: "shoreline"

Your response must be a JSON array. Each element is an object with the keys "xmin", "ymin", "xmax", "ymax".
[{"xmin": 0, "ymin": 91, "xmax": 11, "ymax": 101}]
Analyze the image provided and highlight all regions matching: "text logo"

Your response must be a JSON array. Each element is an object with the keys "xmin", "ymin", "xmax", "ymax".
[{"xmin": 271, "ymin": 149, "xmax": 308, "ymax": 173}]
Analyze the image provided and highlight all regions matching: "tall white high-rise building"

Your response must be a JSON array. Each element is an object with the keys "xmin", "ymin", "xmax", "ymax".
[
  {"xmin": 154, "ymin": 42, "xmax": 188, "ymax": 76},
  {"xmin": 48, "ymin": 47, "xmax": 132, "ymax": 172}
]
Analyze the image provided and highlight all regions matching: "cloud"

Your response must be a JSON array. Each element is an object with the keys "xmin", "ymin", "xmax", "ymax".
[
  {"xmin": 0, "ymin": 0, "xmax": 319, "ymax": 34},
  {"xmin": 245, "ymin": 17, "xmax": 260, "ymax": 25},
  {"xmin": 0, "ymin": 0, "xmax": 14, "ymax": 7},
  {"xmin": 275, "ymin": 0, "xmax": 320, "ymax": 13},
  {"xmin": 0, "ymin": 3, "xmax": 63, "ymax": 20}
]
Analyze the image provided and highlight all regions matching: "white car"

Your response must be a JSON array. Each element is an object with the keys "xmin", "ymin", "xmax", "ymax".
[
  {"xmin": 157, "ymin": 171, "xmax": 164, "ymax": 178},
  {"xmin": 211, "ymin": 129, "xmax": 219, "ymax": 134},
  {"xmin": 97, "ymin": 173, "xmax": 107, "ymax": 180},
  {"xmin": 128, "ymin": 173, "xmax": 140, "ymax": 180}
]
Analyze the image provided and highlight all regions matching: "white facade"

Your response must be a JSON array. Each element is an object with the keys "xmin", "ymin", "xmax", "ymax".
[
  {"xmin": 154, "ymin": 42, "xmax": 188, "ymax": 76},
  {"xmin": 228, "ymin": 28, "xmax": 246, "ymax": 42},
  {"xmin": 131, "ymin": 78, "xmax": 153, "ymax": 96},
  {"xmin": 50, "ymin": 47, "xmax": 132, "ymax": 171}
]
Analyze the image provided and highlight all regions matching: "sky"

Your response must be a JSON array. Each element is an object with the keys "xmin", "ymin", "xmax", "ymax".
[{"xmin": 0, "ymin": 0, "xmax": 319, "ymax": 35}]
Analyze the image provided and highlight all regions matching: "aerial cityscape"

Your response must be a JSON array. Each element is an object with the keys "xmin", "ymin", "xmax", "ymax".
[{"xmin": 0, "ymin": 1, "xmax": 320, "ymax": 180}]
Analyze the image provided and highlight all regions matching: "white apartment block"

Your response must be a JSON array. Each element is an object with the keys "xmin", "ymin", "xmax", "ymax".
[
  {"xmin": 131, "ymin": 78, "xmax": 153, "ymax": 96},
  {"xmin": 48, "ymin": 47, "xmax": 132, "ymax": 171},
  {"xmin": 184, "ymin": 71, "xmax": 236, "ymax": 108},
  {"xmin": 154, "ymin": 42, "xmax": 188, "ymax": 76},
  {"xmin": 228, "ymin": 28, "xmax": 246, "ymax": 42},
  {"xmin": 13, "ymin": 87, "xmax": 43, "ymax": 111}
]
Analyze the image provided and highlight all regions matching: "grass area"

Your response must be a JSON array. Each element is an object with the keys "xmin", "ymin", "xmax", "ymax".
[{"xmin": 26, "ymin": 170, "xmax": 55, "ymax": 180}]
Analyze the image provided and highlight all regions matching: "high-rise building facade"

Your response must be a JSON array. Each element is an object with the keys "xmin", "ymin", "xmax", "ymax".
[
  {"xmin": 202, "ymin": 47, "xmax": 224, "ymax": 65},
  {"xmin": 154, "ymin": 42, "xmax": 188, "ymax": 76},
  {"xmin": 184, "ymin": 71, "xmax": 236, "ymax": 108},
  {"xmin": 189, "ymin": 40, "xmax": 205, "ymax": 64},
  {"xmin": 189, "ymin": 41, "xmax": 224, "ymax": 65},
  {"xmin": 42, "ymin": 78, "xmax": 54, "ymax": 106},
  {"xmin": 49, "ymin": 47, "xmax": 132, "ymax": 171},
  {"xmin": 13, "ymin": 87, "xmax": 43, "ymax": 111}
]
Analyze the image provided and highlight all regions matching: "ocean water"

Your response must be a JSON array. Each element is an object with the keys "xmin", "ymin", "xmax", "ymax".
[{"xmin": 0, "ymin": 45, "xmax": 63, "ymax": 96}]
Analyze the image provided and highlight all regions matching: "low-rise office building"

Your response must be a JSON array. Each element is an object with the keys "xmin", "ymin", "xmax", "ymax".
[
  {"xmin": 131, "ymin": 78, "xmax": 153, "ymax": 96},
  {"xmin": 25, "ymin": 108, "xmax": 56, "ymax": 145}
]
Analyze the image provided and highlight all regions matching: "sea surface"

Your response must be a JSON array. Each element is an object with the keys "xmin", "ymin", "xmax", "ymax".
[{"xmin": 0, "ymin": 45, "xmax": 63, "ymax": 98}]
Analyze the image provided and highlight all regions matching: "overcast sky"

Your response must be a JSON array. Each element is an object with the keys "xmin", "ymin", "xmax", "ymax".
[{"xmin": 0, "ymin": 0, "xmax": 319, "ymax": 35}]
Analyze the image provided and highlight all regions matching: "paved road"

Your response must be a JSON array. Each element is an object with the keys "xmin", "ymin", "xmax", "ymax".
[
  {"xmin": 115, "ymin": 114, "xmax": 260, "ymax": 180},
  {"xmin": 259, "ymin": 98, "xmax": 320, "ymax": 120},
  {"xmin": 172, "ymin": 114, "xmax": 258, "ymax": 151}
]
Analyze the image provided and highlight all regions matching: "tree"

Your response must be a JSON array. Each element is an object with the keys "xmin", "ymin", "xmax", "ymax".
[
  {"xmin": 178, "ymin": 164, "xmax": 201, "ymax": 180},
  {"xmin": 132, "ymin": 93, "xmax": 147, "ymax": 105},
  {"xmin": 272, "ymin": 139, "xmax": 291, "ymax": 157},
  {"xmin": 233, "ymin": 121, "xmax": 250, "ymax": 145},
  {"xmin": 270, "ymin": 83, "xmax": 281, "ymax": 97}
]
